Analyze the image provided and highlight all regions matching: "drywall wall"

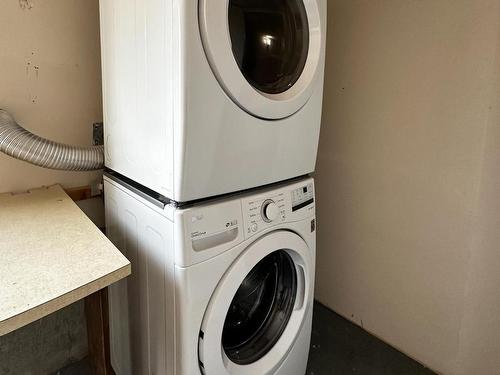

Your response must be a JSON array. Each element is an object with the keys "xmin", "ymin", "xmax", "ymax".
[
  {"xmin": 315, "ymin": 1, "xmax": 500, "ymax": 374},
  {"xmin": 0, "ymin": 0, "xmax": 102, "ymax": 194},
  {"xmin": 455, "ymin": 19, "xmax": 500, "ymax": 374},
  {"xmin": 0, "ymin": 0, "xmax": 102, "ymax": 373}
]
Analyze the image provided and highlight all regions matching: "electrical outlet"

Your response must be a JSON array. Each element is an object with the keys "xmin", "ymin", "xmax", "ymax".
[{"xmin": 93, "ymin": 122, "xmax": 104, "ymax": 146}]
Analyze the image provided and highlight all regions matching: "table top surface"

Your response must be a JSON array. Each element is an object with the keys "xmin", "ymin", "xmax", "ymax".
[{"xmin": 0, "ymin": 185, "xmax": 130, "ymax": 336}]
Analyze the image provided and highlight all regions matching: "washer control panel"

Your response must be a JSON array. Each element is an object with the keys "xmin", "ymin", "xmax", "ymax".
[
  {"xmin": 291, "ymin": 183, "xmax": 314, "ymax": 212},
  {"xmin": 261, "ymin": 199, "xmax": 280, "ymax": 222},
  {"xmin": 240, "ymin": 178, "xmax": 315, "ymax": 239},
  {"xmin": 177, "ymin": 177, "xmax": 314, "ymax": 266},
  {"xmin": 243, "ymin": 192, "xmax": 287, "ymax": 236}
]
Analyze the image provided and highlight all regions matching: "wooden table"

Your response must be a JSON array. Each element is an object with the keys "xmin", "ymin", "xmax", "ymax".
[{"xmin": 0, "ymin": 185, "xmax": 131, "ymax": 374}]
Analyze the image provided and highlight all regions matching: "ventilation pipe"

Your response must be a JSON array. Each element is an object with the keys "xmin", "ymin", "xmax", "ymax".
[{"xmin": 0, "ymin": 109, "xmax": 104, "ymax": 171}]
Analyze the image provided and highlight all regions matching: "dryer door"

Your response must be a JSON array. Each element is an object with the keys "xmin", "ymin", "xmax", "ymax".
[
  {"xmin": 199, "ymin": 0, "xmax": 323, "ymax": 120},
  {"xmin": 198, "ymin": 231, "xmax": 313, "ymax": 374}
]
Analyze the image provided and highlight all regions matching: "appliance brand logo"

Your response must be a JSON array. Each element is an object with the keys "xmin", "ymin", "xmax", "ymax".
[{"xmin": 191, "ymin": 231, "xmax": 207, "ymax": 239}]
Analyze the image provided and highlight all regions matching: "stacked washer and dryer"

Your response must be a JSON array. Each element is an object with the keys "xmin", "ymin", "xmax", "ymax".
[{"xmin": 100, "ymin": 1, "xmax": 326, "ymax": 374}]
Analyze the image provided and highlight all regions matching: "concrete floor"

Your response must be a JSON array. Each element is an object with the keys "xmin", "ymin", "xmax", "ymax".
[
  {"xmin": 54, "ymin": 360, "xmax": 91, "ymax": 375},
  {"xmin": 57, "ymin": 302, "xmax": 436, "ymax": 375},
  {"xmin": 306, "ymin": 302, "xmax": 436, "ymax": 375}
]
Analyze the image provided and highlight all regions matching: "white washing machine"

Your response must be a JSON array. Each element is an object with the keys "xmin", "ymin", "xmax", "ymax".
[
  {"xmin": 104, "ymin": 174, "xmax": 316, "ymax": 375},
  {"xmin": 100, "ymin": 0, "xmax": 327, "ymax": 202}
]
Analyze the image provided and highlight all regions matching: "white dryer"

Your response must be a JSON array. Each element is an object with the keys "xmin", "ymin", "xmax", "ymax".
[
  {"xmin": 100, "ymin": 0, "xmax": 327, "ymax": 202},
  {"xmin": 104, "ymin": 174, "xmax": 316, "ymax": 375}
]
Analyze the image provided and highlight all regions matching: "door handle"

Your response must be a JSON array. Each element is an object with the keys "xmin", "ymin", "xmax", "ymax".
[{"xmin": 294, "ymin": 264, "xmax": 306, "ymax": 310}]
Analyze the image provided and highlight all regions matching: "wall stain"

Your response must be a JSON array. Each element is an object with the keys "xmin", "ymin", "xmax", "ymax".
[
  {"xmin": 24, "ymin": 52, "xmax": 41, "ymax": 106},
  {"xmin": 19, "ymin": 0, "xmax": 34, "ymax": 10},
  {"xmin": 24, "ymin": 61, "xmax": 40, "ymax": 79}
]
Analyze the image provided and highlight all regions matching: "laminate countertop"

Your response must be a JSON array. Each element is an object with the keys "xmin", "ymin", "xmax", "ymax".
[{"xmin": 0, "ymin": 185, "xmax": 130, "ymax": 336}]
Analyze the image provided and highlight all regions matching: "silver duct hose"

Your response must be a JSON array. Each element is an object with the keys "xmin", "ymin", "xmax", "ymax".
[{"xmin": 0, "ymin": 109, "xmax": 104, "ymax": 171}]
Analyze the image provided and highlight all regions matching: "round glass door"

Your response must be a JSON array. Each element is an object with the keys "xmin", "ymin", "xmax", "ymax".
[
  {"xmin": 199, "ymin": 0, "xmax": 324, "ymax": 119},
  {"xmin": 222, "ymin": 250, "xmax": 297, "ymax": 365},
  {"xmin": 228, "ymin": 0, "xmax": 309, "ymax": 95}
]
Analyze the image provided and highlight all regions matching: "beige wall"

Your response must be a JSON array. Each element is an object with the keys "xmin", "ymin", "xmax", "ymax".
[
  {"xmin": 456, "ymin": 19, "xmax": 500, "ymax": 373},
  {"xmin": 0, "ymin": 1, "xmax": 102, "ymax": 372},
  {"xmin": 315, "ymin": 1, "xmax": 500, "ymax": 374},
  {"xmin": 0, "ymin": 0, "xmax": 102, "ymax": 194}
]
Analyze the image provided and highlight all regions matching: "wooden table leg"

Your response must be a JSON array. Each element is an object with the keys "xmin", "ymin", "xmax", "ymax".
[{"xmin": 84, "ymin": 288, "xmax": 115, "ymax": 375}]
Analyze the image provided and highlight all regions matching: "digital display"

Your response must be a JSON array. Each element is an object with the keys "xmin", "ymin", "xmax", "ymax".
[{"xmin": 292, "ymin": 184, "xmax": 314, "ymax": 212}]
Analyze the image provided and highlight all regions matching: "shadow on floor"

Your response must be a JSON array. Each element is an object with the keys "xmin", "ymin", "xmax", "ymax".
[
  {"xmin": 306, "ymin": 302, "xmax": 436, "ymax": 375},
  {"xmin": 53, "ymin": 359, "xmax": 90, "ymax": 375},
  {"xmin": 57, "ymin": 302, "xmax": 437, "ymax": 375}
]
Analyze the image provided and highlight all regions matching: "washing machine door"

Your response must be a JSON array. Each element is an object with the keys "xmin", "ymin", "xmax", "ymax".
[
  {"xmin": 199, "ymin": 0, "xmax": 324, "ymax": 120},
  {"xmin": 198, "ymin": 231, "xmax": 313, "ymax": 375}
]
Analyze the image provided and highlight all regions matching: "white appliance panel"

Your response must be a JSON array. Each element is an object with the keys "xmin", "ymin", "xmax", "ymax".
[
  {"xmin": 105, "ymin": 176, "xmax": 316, "ymax": 375},
  {"xmin": 105, "ymin": 182, "xmax": 175, "ymax": 375},
  {"xmin": 100, "ymin": 0, "xmax": 326, "ymax": 202},
  {"xmin": 100, "ymin": 0, "xmax": 175, "ymax": 198}
]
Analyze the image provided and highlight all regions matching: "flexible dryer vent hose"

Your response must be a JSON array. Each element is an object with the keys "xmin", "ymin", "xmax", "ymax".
[{"xmin": 0, "ymin": 109, "xmax": 104, "ymax": 171}]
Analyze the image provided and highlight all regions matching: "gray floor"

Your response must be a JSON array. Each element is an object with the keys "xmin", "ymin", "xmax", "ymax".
[
  {"xmin": 58, "ymin": 302, "xmax": 436, "ymax": 375},
  {"xmin": 306, "ymin": 302, "xmax": 436, "ymax": 375},
  {"xmin": 55, "ymin": 360, "xmax": 90, "ymax": 375}
]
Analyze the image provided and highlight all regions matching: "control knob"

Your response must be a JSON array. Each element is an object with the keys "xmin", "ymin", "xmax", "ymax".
[{"xmin": 262, "ymin": 200, "xmax": 280, "ymax": 222}]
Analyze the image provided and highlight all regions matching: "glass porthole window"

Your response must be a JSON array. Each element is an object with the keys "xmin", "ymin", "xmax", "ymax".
[
  {"xmin": 222, "ymin": 250, "xmax": 297, "ymax": 365},
  {"xmin": 228, "ymin": 0, "xmax": 310, "ymax": 94}
]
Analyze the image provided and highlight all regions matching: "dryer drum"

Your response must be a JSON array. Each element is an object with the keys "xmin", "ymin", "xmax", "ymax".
[
  {"xmin": 222, "ymin": 250, "xmax": 298, "ymax": 365},
  {"xmin": 228, "ymin": 0, "xmax": 310, "ymax": 94}
]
